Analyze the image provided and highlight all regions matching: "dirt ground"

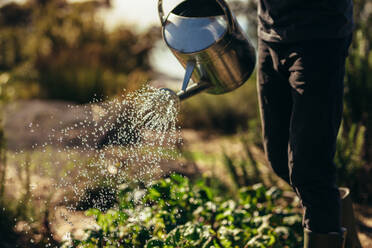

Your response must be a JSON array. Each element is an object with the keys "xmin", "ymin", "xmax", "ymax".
[{"xmin": 355, "ymin": 204, "xmax": 372, "ymax": 247}]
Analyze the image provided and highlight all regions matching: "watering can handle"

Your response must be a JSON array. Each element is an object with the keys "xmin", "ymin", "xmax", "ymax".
[{"xmin": 158, "ymin": 0, "xmax": 236, "ymax": 33}]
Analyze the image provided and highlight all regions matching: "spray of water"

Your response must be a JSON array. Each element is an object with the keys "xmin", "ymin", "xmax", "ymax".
[
  {"xmin": 55, "ymin": 85, "xmax": 181, "ymax": 208},
  {"xmin": 9, "ymin": 84, "xmax": 182, "ymax": 243}
]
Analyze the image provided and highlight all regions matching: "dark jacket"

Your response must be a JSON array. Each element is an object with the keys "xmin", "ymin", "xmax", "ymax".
[{"xmin": 257, "ymin": 0, "xmax": 354, "ymax": 42}]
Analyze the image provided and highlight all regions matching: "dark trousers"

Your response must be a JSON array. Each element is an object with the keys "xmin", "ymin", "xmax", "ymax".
[{"xmin": 257, "ymin": 35, "xmax": 352, "ymax": 233}]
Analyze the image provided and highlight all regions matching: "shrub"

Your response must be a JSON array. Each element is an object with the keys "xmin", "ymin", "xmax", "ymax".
[
  {"xmin": 0, "ymin": 1, "xmax": 157, "ymax": 103},
  {"xmin": 179, "ymin": 75, "xmax": 259, "ymax": 134},
  {"xmin": 67, "ymin": 174, "xmax": 302, "ymax": 248}
]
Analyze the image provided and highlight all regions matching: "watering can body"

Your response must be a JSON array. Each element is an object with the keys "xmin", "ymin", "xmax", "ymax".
[{"xmin": 159, "ymin": 0, "xmax": 256, "ymax": 100}]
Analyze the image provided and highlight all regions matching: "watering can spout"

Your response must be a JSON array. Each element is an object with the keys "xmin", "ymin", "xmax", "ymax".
[
  {"xmin": 178, "ymin": 82, "xmax": 210, "ymax": 101},
  {"xmin": 176, "ymin": 60, "xmax": 210, "ymax": 101},
  {"xmin": 160, "ymin": 81, "xmax": 210, "ymax": 103},
  {"xmin": 160, "ymin": 59, "xmax": 210, "ymax": 102},
  {"xmin": 181, "ymin": 60, "xmax": 196, "ymax": 92}
]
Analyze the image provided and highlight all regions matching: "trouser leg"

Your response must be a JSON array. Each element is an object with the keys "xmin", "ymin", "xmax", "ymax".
[
  {"xmin": 287, "ymin": 36, "xmax": 351, "ymax": 233},
  {"xmin": 257, "ymin": 39, "xmax": 292, "ymax": 184},
  {"xmin": 257, "ymin": 35, "xmax": 351, "ymax": 234}
]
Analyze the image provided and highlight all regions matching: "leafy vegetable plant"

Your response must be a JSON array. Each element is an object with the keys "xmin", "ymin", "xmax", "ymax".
[{"xmin": 66, "ymin": 174, "xmax": 302, "ymax": 248}]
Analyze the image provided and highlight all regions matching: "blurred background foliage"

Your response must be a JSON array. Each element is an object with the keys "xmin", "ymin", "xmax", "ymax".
[
  {"xmin": 180, "ymin": 75, "xmax": 258, "ymax": 134},
  {"xmin": 0, "ymin": 0, "xmax": 158, "ymax": 103},
  {"xmin": 340, "ymin": 0, "xmax": 372, "ymax": 201},
  {"xmin": 344, "ymin": 0, "xmax": 372, "ymax": 166}
]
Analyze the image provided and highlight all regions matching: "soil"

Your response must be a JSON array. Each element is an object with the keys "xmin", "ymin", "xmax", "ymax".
[{"xmin": 355, "ymin": 204, "xmax": 372, "ymax": 247}]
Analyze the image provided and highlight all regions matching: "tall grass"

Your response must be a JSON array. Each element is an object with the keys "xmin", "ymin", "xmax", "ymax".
[{"xmin": 335, "ymin": 123, "xmax": 369, "ymax": 202}]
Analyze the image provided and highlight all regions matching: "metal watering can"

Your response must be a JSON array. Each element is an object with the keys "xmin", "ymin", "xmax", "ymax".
[{"xmin": 159, "ymin": 0, "xmax": 256, "ymax": 101}]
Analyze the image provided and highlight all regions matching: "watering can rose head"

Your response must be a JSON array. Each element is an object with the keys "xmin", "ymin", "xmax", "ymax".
[{"xmin": 158, "ymin": 0, "xmax": 256, "ymax": 101}]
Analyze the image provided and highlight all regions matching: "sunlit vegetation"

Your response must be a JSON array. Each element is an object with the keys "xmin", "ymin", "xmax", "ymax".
[
  {"xmin": 68, "ymin": 174, "xmax": 303, "ymax": 248},
  {"xmin": 0, "ymin": 0, "xmax": 158, "ymax": 103},
  {"xmin": 0, "ymin": 0, "xmax": 371, "ymax": 247}
]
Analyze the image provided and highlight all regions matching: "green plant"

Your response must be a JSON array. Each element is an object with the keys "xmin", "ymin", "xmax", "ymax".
[
  {"xmin": 335, "ymin": 123, "xmax": 368, "ymax": 201},
  {"xmin": 221, "ymin": 125, "xmax": 276, "ymax": 191},
  {"xmin": 0, "ymin": 113, "xmax": 6, "ymax": 202},
  {"xmin": 343, "ymin": 0, "xmax": 372, "ymax": 164},
  {"xmin": 0, "ymin": 71, "xmax": 8, "ymax": 203},
  {"xmin": 67, "ymin": 174, "xmax": 302, "ymax": 248}
]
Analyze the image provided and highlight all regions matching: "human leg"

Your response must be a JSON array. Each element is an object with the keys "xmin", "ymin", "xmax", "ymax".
[
  {"xmin": 257, "ymin": 39, "xmax": 292, "ymax": 184},
  {"xmin": 287, "ymin": 36, "xmax": 352, "ymax": 234}
]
